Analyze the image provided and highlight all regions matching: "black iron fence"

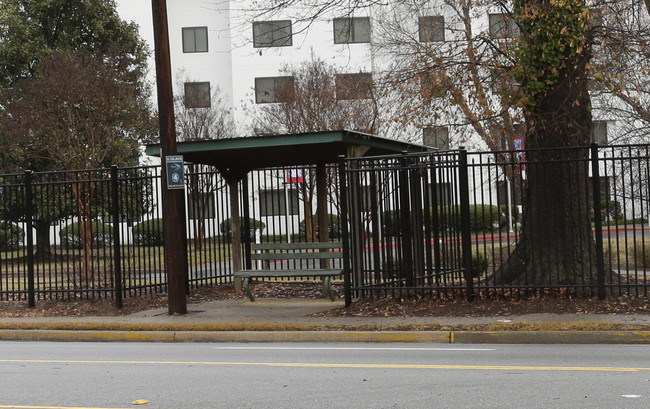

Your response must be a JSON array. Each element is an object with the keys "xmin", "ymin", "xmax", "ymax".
[
  {"xmin": 1, "ymin": 144, "xmax": 649, "ymax": 306},
  {"xmin": 0, "ymin": 164, "xmax": 341, "ymax": 304},
  {"xmin": 0, "ymin": 166, "xmax": 166, "ymax": 304},
  {"xmin": 340, "ymin": 144, "xmax": 650, "ymax": 301}
]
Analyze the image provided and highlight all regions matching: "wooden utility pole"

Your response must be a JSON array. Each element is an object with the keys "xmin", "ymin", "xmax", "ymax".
[{"xmin": 152, "ymin": 0, "xmax": 188, "ymax": 315}]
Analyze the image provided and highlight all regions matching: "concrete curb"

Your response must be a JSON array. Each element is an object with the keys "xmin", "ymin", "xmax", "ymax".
[
  {"xmin": 0, "ymin": 329, "xmax": 450, "ymax": 343},
  {"xmin": 2, "ymin": 329, "xmax": 650, "ymax": 344},
  {"xmin": 0, "ymin": 329, "xmax": 177, "ymax": 342},
  {"xmin": 452, "ymin": 330, "xmax": 650, "ymax": 344}
]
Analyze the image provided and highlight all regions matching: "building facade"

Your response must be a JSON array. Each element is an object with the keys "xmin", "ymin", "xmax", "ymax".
[{"xmin": 117, "ymin": 1, "xmax": 650, "ymax": 151}]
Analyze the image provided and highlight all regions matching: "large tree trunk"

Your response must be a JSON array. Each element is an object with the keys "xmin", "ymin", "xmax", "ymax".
[
  {"xmin": 499, "ymin": 0, "xmax": 597, "ymax": 286},
  {"xmin": 34, "ymin": 221, "xmax": 52, "ymax": 259},
  {"xmin": 72, "ymin": 181, "xmax": 96, "ymax": 282},
  {"xmin": 499, "ymin": 148, "xmax": 596, "ymax": 285}
]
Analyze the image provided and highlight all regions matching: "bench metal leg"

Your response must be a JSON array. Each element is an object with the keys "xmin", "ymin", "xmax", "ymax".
[
  {"xmin": 323, "ymin": 276, "xmax": 335, "ymax": 301},
  {"xmin": 242, "ymin": 277, "xmax": 255, "ymax": 302}
]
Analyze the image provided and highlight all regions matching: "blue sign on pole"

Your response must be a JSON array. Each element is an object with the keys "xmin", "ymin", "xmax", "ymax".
[{"xmin": 166, "ymin": 155, "xmax": 185, "ymax": 190}]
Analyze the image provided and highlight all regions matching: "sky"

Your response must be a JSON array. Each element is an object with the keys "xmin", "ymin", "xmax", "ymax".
[
  {"xmin": 115, "ymin": 1, "xmax": 154, "ymax": 50},
  {"xmin": 115, "ymin": 1, "xmax": 159, "ymax": 102}
]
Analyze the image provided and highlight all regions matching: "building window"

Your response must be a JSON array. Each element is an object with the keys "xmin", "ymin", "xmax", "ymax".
[
  {"xmin": 591, "ymin": 121, "xmax": 608, "ymax": 145},
  {"xmin": 182, "ymin": 27, "xmax": 208, "ymax": 53},
  {"xmin": 184, "ymin": 82, "xmax": 211, "ymax": 108},
  {"xmin": 260, "ymin": 189, "xmax": 299, "ymax": 217},
  {"xmin": 419, "ymin": 16, "xmax": 445, "ymax": 42},
  {"xmin": 335, "ymin": 73, "xmax": 373, "ymax": 100},
  {"xmin": 253, "ymin": 20, "xmax": 293, "ymax": 47},
  {"xmin": 488, "ymin": 13, "xmax": 520, "ymax": 38},
  {"xmin": 423, "ymin": 126, "xmax": 450, "ymax": 149},
  {"xmin": 255, "ymin": 76, "xmax": 294, "ymax": 104},
  {"xmin": 333, "ymin": 17, "xmax": 371, "ymax": 44}
]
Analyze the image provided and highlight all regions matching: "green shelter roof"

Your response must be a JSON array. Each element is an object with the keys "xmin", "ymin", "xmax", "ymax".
[{"xmin": 145, "ymin": 130, "xmax": 426, "ymax": 172}]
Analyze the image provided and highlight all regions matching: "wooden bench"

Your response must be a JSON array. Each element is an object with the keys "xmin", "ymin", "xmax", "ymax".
[{"xmin": 234, "ymin": 242, "xmax": 343, "ymax": 302}]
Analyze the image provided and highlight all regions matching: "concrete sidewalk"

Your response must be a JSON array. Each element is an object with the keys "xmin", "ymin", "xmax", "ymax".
[{"xmin": 1, "ymin": 298, "xmax": 649, "ymax": 344}]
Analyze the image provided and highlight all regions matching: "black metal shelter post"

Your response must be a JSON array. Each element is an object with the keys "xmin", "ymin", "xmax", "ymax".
[
  {"xmin": 219, "ymin": 169, "xmax": 247, "ymax": 292},
  {"xmin": 338, "ymin": 156, "xmax": 352, "ymax": 307},
  {"xmin": 399, "ymin": 153, "xmax": 414, "ymax": 287},
  {"xmin": 458, "ymin": 148, "xmax": 474, "ymax": 302},
  {"xmin": 591, "ymin": 143, "xmax": 606, "ymax": 299},
  {"xmin": 242, "ymin": 176, "xmax": 252, "ymax": 270}
]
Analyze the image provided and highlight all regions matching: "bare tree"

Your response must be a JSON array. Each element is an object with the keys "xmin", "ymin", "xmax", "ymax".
[
  {"xmin": 588, "ymin": 0, "xmax": 650, "ymax": 142},
  {"xmin": 374, "ymin": 0, "xmax": 525, "ymax": 152},
  {"xmin": 1, "ymin": 49, "xmax": 155, "ymax": 277},
  {"xmin": 174, "ymin": 73, "xmax": 238, "ymax": 248},
  {"xmin": 243, "ymin": 0, "xmax": 650, "ymax": 144},
  {"xmin": 248, "ymin": 53, "xmax": 382, "ymax": 135},
  {"xmin": 247, "ymin": 54, "xmax": 385, "ymax": 240}
]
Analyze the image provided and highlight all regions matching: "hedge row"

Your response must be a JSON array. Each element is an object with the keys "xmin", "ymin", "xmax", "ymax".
[
  {"xmin": 3, "ymin": 205, "xmax": 515, "ymax": 251},
  {"xmin": 0, "ymin": 222, "xmax": 24, "ymax": 251},
  {"xmin": 298, "ymin": 214, "xmax": 342, "ymax": 240},
  {"xmin": 59, "ymin": 221, "xmax": 113, "ymax": 249},
  {"xmin": 381, "ymin": 205, "xmax": 513, "ymax": 235}
]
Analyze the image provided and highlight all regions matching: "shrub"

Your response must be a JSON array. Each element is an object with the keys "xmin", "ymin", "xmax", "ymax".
[
  {"xmin": 59, "ymin": 221, "xmax": 113, "ymax": 249},
  {"xmin": 132, "ymin": 218, "xmax": 164, "ymax": 246},
  {"xmin": 467, "ymin": 252, "xmax": 489, "ymax": 278},
  {"xmin": 435, "ymin": 205, "xmax": 501, "ymax": 233},
  {"xmin": 383, "ymin": 205, "xmax": 501, "ymax": 236},
  {"xmin": 460, "ymin": 253, "xmax": 489, "ymax": 278},
  {"xmin": 590, "ymin": 200, "xmax": 623, "ymax": 222},
  {"xmin": 220, "ymin": 217, "xmax": 266, "ymax": 241},
  {"xmin": 499, "ymin": 205, "xmax": 520, "ymax": 227},
  {"xmin": 0, "ymin": 222, "xmax": 25, "ymax": 251},
  {"xmin": 298, "ymin": 214, "xmax": 342, "ymax": 240}
]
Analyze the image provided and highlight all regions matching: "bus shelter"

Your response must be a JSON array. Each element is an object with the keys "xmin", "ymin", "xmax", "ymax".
[{"xmin": 146, "ymin": 130, "xmax": 427, "ymax": 292}]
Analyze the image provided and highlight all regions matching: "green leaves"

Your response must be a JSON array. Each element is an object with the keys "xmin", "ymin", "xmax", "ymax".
[
  {"xmin": 0, "ymin": 0, "xmax": 154, "ymax": 173},
  {"xmin": 0, "ymin": 0, "xmax": 148, "ymax": 89},
  {"xmin": 513, "ymin": 0, "xmax": 591, "ymax": 108}
]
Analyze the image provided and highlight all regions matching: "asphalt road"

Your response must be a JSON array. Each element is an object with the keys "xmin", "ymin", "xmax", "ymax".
[{"xmin": 0, "ymin": 342, "xmax": 649, "ymax": 409}]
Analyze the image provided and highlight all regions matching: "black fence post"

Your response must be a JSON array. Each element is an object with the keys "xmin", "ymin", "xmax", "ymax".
[
  {"xmin": 242, "ymin": 177, "xmax": 252, "ymax": 270},
  {"xmin": 429, "ymin": 163, "xmax": 442, "ymax": 285},
  {"xmin": 458, "ymin": 148, "xmax": 474, "ymax": 302},
  {"xmin": 25, "ymin": 170, "xmax": 35, "ymax": 308},
  {"xmin": 399, "ymin": 153, "xmax": 414, "ymax": 287},
  {"xmin": 338, "ymin": 156, "xmax": 352, "ymax": 307},
  {"xmin": 111, "ymin": 165, "xmax": 123, "ymax": 309},
  {"xmin": 369, "ymin": 171, "xmax": 381, "ymax": 286},
  {"xmin": 591, "ymin": 143, "xmax": 606, "ymax": 299}
]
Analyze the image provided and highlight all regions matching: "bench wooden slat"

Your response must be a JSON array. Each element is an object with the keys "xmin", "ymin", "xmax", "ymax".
[
  {"xmin": 252, "ymin": 242, "xmax": 342, "ymax": 251},
  {"xmin": 234, "ymin": 269, "xmax": 343, "ymax": 278},
  {"xmin": 251, "ymin": 252, "xmax": 341, "ymax": 260}
]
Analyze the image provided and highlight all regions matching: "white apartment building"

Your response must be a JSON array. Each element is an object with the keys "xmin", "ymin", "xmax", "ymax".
[{"xmin": 117, "ymin": 1, "xmax": 649, "ymax": 151}]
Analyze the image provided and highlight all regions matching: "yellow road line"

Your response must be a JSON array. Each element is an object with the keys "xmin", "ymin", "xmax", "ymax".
[
  {"xmin": 0, "ymin": 359, "xmax": 648, "ymax": 372},
  {"xmin": 0, "ymin": 406, "xmax": 134, "ymax": 409}
]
